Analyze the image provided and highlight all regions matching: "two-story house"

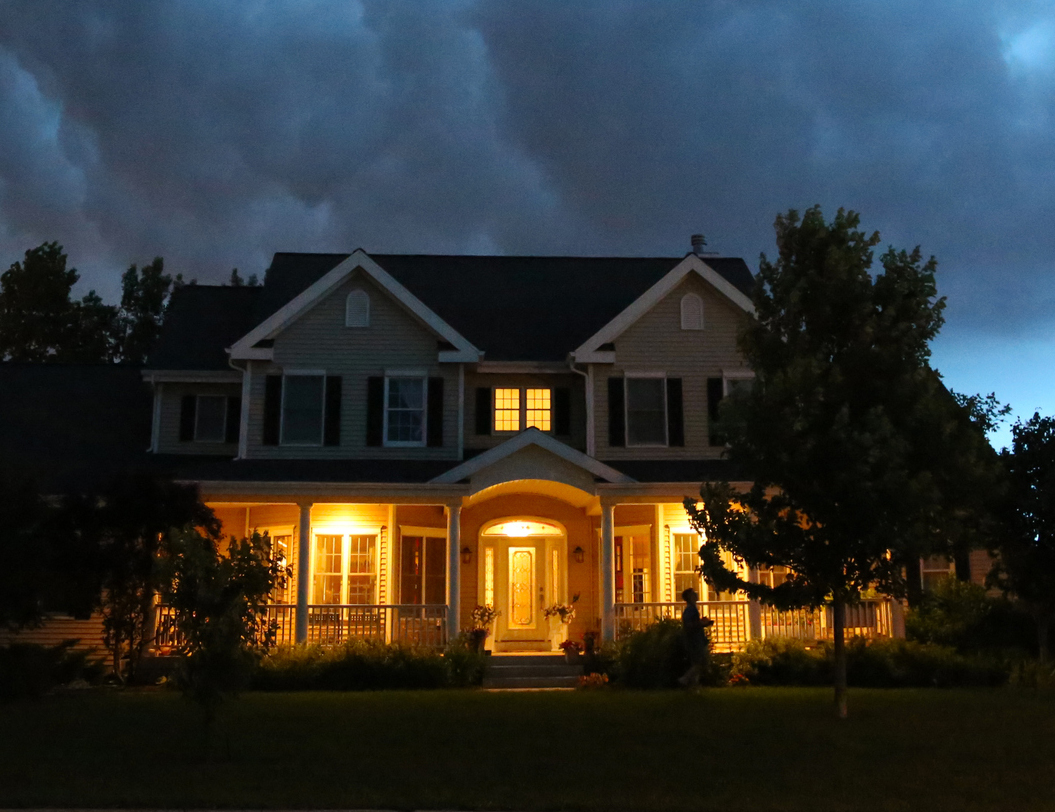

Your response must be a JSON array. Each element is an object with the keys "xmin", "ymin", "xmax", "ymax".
[{"xmin": 139, "ymin": 242, "xmax": 898, "ymax": 652}]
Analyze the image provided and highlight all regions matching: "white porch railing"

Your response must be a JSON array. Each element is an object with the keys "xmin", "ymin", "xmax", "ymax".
[
  {"xmin": 614, "ymin": 601, "xmax": 751, "ymax": 652},
  {"xmin": 154, "ymin": 604, "xmax": 448, "ymax": 650},
  {"xmin": 614, "ymin": 598, "xmax": 896, "ymax": 650}
]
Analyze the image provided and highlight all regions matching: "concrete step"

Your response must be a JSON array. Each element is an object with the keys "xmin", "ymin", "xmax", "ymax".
[{"xmin": 482, "ymin": 654, "xmax": 583, "ymax": 689}]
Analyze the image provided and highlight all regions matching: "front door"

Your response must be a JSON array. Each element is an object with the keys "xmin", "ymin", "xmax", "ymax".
[{"xmin": 492, "ymin": 538, "xmax": 553, "ymax": 651}]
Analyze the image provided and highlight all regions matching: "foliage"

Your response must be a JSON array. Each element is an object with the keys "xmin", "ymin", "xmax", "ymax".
[
  {"xmin": 0, "ymin": 475, "xmax": 51, "ymax": 630},
  {"xmin": 685, "ymin": 205, "xmax": 999, "ymax": 716},
  {"xmin": 728, "ymin": 637, "xmax": 1008, "ymax": 688},
  {"xmin": 442, "ymin": 632, "xmax": 488, "ymax": 687},
  {"xmin": 560, "ymin": 639, "xmax": 582, "ymax": 653},
  {"xmin": 906, "ymin": 576, "xmax": 1035, "ymax": 656},
  {"xmin": 606, "ymin": 619, "xmax": 724, "ymax": 689},
  {"xmin": 543, "ymin": 593, "xmax": 579, "ymax": 624},
  {"xmin": 990, "ymin": 412, "xmax": 1055, "ymax": 661},
  {"xmin": 0, "ymin": 642, "xmax": 106, "ymax": 701},
  {"xmin": 252, "ymin": 641, "xmax": 457, "ymax": 691},
  {"xmin": 0, "ymin": 242, "xmax": 185, "ymax": 364},
  {"xmin": 162, "ymin": 530, "xmax": 284, "ymax": 720},
  {"xmin": 468, "ymin": 603, "xmax": 499, "ymax": 631},
  {"xmin": 577, "ymin": 672, "xmax": 609, "ymax": 689}
]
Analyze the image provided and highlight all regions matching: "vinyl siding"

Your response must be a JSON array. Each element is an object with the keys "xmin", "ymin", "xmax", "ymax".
[
  {"xmin": 463, "ymin": 371, "xmax": 586, "ymax": 453},
  {"xmin": 156, "ymin": 381, "xmax": 242, "ymax": 455},
  {"xmin": 246, "ymin": 272, "xmax": 459, "ymax": 459},
  {"xmin": 594, "ymin": 274, "xmax": 750, "ymax": 460}
]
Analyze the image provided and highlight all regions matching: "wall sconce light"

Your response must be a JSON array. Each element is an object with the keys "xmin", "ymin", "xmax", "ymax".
[
  {"xmin": 573, "ymin": 546, "xmax": 585, "ymax": 564},
  {"xmin": 461, "ymin": 546, "xmax": 472, "ymax": 565}
]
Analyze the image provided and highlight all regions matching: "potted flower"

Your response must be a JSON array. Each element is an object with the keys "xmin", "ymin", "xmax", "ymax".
[
  {"xmin": 559, "ymin": 639, "xmax": 583, "ymax": 664},
  {"xmin": 468, "ymin": 604, "xmax": 499, "ymax": 653},
  {"xmin": 543, "ymin": 593, "xmax": 580, "ymax": 649}
]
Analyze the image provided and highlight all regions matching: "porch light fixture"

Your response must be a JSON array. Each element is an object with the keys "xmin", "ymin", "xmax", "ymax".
[
  {"xmin": 573, "ymin": 546, "xmax": 585, "ymax": 564},
  {"xmin": 461, "ymin": 546, "xmax": 472, "ymax": 565}
]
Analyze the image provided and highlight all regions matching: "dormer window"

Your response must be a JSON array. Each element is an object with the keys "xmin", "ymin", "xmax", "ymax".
[
  {"xmin": 345, "ymin": 289, "xmax": 370, "ymax": 327},
  {"xmin": 680, "ymin": 293, "xmax": 704, "ymax": 330}
]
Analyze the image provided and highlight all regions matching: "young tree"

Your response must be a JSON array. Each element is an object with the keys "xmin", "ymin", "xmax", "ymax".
[
  {"xmin": 685, "ymin": 206, "xmax": 994, "ymax": 717},
  {"xmin": 162, "ymin": 529, "xmax": 284, "ymax": 726},
  {"xmin": 990, "ymin": 412, "xmax": 1055, "ymax": 661},
  {"xmin": 116, "ymin": 257, "xmax": 183, "ymax": 364}
]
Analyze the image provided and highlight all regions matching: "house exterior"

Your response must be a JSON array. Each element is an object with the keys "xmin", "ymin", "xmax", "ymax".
[{"xmin": 1, "ymin": 243, "xmax": 909, "ymax": 653}]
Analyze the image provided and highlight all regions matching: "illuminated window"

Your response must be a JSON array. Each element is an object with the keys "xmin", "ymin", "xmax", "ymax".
[
  {"xmin": 494, "ymin": 388, "xmax": 521, "ymax": 431},
  {"xmin": 484, "ymin": 547, "xmax": 495, "ymax": 607},
  {"xmin": 526, "ymin": 388, "xmax": 551, "ymax": 430},
  {"xmin": 312, "ymin": 533, "xmax": 377, "ymax": 604},
  {"xmin": 494, "ymin": 387, "xmax": 551, "ymax": 432},
  {"xmin": 400, "ymin": 534, "xmax": 447, "ymax": 605}
]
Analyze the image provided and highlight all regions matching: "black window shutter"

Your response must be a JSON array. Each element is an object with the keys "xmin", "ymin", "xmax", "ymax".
[
  {"xmin": 263, "ymin": 375, "xmax": 282, "ymax": 446},
  {"xmin": 666, "ymin": 378, "xmax": 684, "ymax": 447},
  {"xmin": 707, "ymin": 377, "xmax": 724, "ymax": 446},
  {"xmin": 427, "ymin": 377, "xmax": 444, "ymax": 447},
  {"xmin": 179, "ymin": 395, "xmax": 196, "ymax": 442},
  {"xmin": 474, "ymin": 387, "xmax": 491, "ymax": 435},
  {"xmin": 366, "ymin": 376, "xmax": 384, "ymax": 446},
  {"xmin": 554, "ymin": 387, "xmax": 571, "ymax": 435},
  {"xmin": 324, "ymin": 376, "xmax": 342, "ymax": 446},
  {"xmin": 607, "ymin": 377, "xmax": 625, "ymax": 447},
  {"xmin": 225, "ymin": 396, "xmax": 241, "ymax": 444}
]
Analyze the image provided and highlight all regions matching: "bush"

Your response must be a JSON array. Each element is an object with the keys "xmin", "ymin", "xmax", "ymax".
[
  {"xmin": 729, "ymin": 636, "xmax": 1010, "ymax": 688},
  {"xmin": 443, "ymin": 633, "xmax": 488, "ymax": 688},
  {"xmin": 907, "ymin": 577, "xmax": 1035, "ymax": 656},
  {"xmin": 607, "ymin": 620, "xmax": 725, "ymax": 689},
  {"xmin": 252, "ymin": 640, "xmax": 482, "ymax": 691},
  {"xmin": 0, "ymin": 642, "xmax": 105, "ymax": 701}
]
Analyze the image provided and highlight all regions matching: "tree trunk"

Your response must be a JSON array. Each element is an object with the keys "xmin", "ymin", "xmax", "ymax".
[
  {"xmin": 1038, "ymin": 615, "xmax": 1051, "ymax": 664},
  {"xmin": 832, "ymin": 596, "xmax": 848, "ymax": 719},
  {"xmin": 953, "ymin": 547, "xmax": 972, "ymax": 582},
  {"xmin": 905, "ymin": 563, "xmax": 924, "ymax": 608}
]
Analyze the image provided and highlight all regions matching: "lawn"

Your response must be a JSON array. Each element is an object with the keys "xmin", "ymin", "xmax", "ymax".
[{"xmin": 1, "ymin": 687, "xmax": 1053, "ymax": 812}]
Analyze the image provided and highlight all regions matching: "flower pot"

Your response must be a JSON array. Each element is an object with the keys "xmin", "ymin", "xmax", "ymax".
[{"xmin": 564, "ymin": 650, "xmax": 581, "ymax": 665}]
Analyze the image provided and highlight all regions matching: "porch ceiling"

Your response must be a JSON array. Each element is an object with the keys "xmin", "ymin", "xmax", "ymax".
[{"xmin": 463, "ymin": 478, "xmax": 598, "ymax": 510}]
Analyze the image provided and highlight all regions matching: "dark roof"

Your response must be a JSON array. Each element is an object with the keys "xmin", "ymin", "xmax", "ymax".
[
  {"xmin": 0, "ymin": 364, "xmax": 154, "ymax": 492},
  {"xmin": 148, "ymin": 285, "xmax": 263, "ymax": 369},
  {"xmin": 602, "ymin": 459, "xmax": 744, "ymax": 483},
  {"xmin": 150, "ymin": 251, "xmax": 754, "ymax": 368}
]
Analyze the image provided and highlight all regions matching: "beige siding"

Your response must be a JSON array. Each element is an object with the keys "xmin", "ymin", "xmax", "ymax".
[
  {"xmin": 463, "ymin": 371, "xmax": 586, "ymax": 453},
  {"xmin": 594, "ymin": 274, "xmax": 750, "ymax": 460},
  {"xmin": 246, "ymin": 272, "xmax": 459, "ymax": 459},
  {"xmin": 156, "ymin": 381, "xmax": 241, "ymax": 455},
  {"xmin": 0, "ymin": 613, "xmax": 106, "ymax": 653}
]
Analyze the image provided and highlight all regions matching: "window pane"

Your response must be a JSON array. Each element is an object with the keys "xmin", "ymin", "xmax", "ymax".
[
  {"xmin": 525, "ymin": 388, "xmax": 551, "ymax": 431},
  {"xmin": 283, "ymin": 375, "xmax": 324, "ymax": 444},
  {"xmin": 271, "ymin": 534, "xmax": 292, "ymax": 603},
  {"xmin": 626, "ymin": 378, "xmax": 666, "ymax": 445},
  {"xmin": 494, "ymin": 388, "xmax": 520, "ymax": 431},
  {"xmin": 401, "ymin": 536, "xmax": 423, "ymax": 604},
  {"xmin": 424, "ymin": 536, "xmax": 446, "ymax": 604},
  {"xmin": 386, "ymin": 378, "xmax": 424, "ymax": 443},
  {"xmin": 195, "ymin": 395, "xmax": 227, "ymax": 442},
  {"xmin": 313, "ymin": 534, "xmax": 343, "ymax": 604},
  {"xmin": 347, "ymin": 535, "xmax": 376, "ymax": 604}
]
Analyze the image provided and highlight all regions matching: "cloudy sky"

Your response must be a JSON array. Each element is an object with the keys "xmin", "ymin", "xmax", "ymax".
[{"xmin": 1, "ymin": 1, "xmax": 1053, "ymax": 446}]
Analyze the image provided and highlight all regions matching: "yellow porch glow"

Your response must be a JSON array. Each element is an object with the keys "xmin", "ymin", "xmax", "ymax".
[{"xmin": 483, "ymin": 520, "xmax": 562, "ymax": 537}]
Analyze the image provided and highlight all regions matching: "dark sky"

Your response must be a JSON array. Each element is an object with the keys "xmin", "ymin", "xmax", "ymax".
[{"xmin": 1, "ymin": 1, "xmax": 1052, "ymax": 444}]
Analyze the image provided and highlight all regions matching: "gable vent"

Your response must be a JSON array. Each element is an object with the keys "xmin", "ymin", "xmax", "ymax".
[
  {"xmin": 681, "ymin": 292, "xmax": 704, "ymax": 330},
  {"xmin": 345, "ymin": 289, "xmax": 370, "ymax": 327}
]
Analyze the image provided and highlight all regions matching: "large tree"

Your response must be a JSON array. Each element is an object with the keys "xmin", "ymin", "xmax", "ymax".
[
  {"xmin": 990, "ymin": 412, "xmax": 1055, "ymax": 661},
  {"xmin": 116, "ymin": 257, "xmax": 182, "ymax": 364},
  {"xmin": 685, "ymin": 206, "xmax": 996, "ymax": 717}
]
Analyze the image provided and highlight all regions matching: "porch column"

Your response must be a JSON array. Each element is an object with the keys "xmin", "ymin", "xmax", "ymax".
[
  {"xmin": 601, "ymin": 500, "xmax": 616, "ymax": 642},
  {"xmin": 446, "ymin": 502, "xmax": 462, "ymax": 642},
  {"xmin": 295, "ymin": 501, "xmax": 313, "ymax": 644}
]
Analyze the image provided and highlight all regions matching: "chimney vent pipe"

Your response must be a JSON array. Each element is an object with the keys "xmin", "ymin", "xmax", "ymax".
[{"xmin": 691, "ymin": 234, "xmax": 707, "ymax": 255}]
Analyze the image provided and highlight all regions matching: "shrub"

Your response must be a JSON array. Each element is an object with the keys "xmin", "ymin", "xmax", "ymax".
[
  {"xmin": 907, "ymin": 577, "xmax": 1035, "ymax": 656},
  {"xmin": 615, "ymin": 620, "xmax": 689, "ymax": 689},
  {"xmin": 443, "ymin": 633, "xmax": 487, "ymax": 687},
  {"xmin": 731, "ymin": 638, "xmax": 829, "ymax": 686},
  {"xmin": 252, "ymin": 640, "xmax": 478, "ymax": 691},
  {"xmin": 0, "ymin": 642, "xmax": 105, "ymax": 701}
]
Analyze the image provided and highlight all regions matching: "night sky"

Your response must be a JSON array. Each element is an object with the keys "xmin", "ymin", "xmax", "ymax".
[{"xmin": 1, "ymin": 2, "xmax": 1052, "ymax": 446}]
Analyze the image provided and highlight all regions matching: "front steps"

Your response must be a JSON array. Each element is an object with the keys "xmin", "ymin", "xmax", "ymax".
[{"xmin": 482, "ymin": 653, "xmax": 582, "ymax": 689}]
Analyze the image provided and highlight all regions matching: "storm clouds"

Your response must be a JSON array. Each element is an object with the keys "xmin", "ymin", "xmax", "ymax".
[{"xmin": 1, "ymin": 1, "xmax": 1053, "ymax": 342}]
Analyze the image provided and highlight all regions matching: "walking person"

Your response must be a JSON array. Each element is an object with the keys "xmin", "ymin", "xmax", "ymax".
[{"xmin": 677, "ymin": 587, "xmax": 713, "ymax": 687}]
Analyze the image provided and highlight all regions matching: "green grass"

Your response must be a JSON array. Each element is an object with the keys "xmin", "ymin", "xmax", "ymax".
[{"xmin": 2, "ymin": 687, "xmax": 1053, "ymax": 811}]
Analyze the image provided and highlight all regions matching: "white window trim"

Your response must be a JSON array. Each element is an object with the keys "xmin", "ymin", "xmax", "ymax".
[
  {"xmin": 345, "ymin": 289, "xmax": 370, "ymax": 328},
  {"xmin": 309, "ymin": 524, "xmax": 383, "ymax": 605},
  {"xmin": 397, "ymin": 527, "xmax": 448, "ymax": 605},
  {"xmin": 383, "ymin": 375, "xmax": 428, "ymax": 448},
  {"xmin": 280, "ymin": 370, "xmax": 327, "ymax": 447},
  {"xmin": 722, "ymin": 370, "xmax": 755, "ymax": 396},
  {"xmin": 193, "ymin": 394, "xmax": 228, "ymax": 443},
  {"xmin": 624, "ymin": 373, "xmax": 668, "ymax": 447}
]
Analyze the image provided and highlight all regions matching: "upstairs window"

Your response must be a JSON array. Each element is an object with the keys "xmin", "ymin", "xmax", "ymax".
[
  {"xmin": 385, "ymin": 377, "xmax": 426, "ymax": 446},
  {"xmin": 282, "ymin": 374, "xmax": 325, "ymax": 445},
  {"xmin": 493, "ymin": 387, "xmax": 551, "ymax": 432},
  {"xmin": 680, "ymin": 292, "xmax": 704, "ymax": 330},
  {"xmin": 179, "ymin": 393, "xmax": 241, "ymax": 444},
  {"xmin": 345, "ymin": 289, "xmax": 370, "ymax": 327},
  {"xmin": 625, "ymin": 376, "xmax": 667, "ymax": 446}
]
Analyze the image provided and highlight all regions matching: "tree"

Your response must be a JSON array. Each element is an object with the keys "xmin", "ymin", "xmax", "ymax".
[
  {"xmin": 990, "ymin": 412, "xmax": 1055, "ymax": 661},
  {"xmin": 162, "ymin": 529, "xmax": 284, "ymax": 727},
  {"xmin": 115, "ymin": 257, "xmax": 183, "ymax": 364},
  {"xmin": 0, "ymin": 474, "xmax": 51, "ymax": 630},
  {"xmin": 684, "ymin": 206, "xmax": 994, "ymax": 717},
  {"xmin": 0, "ymin": 242, "xmax": 117, "ymax": 362}
]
